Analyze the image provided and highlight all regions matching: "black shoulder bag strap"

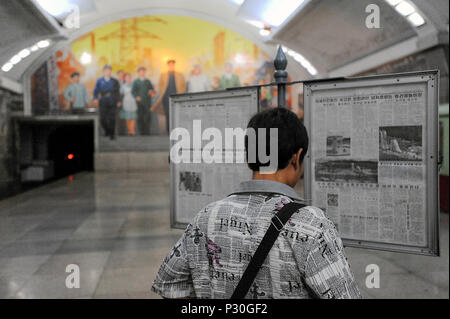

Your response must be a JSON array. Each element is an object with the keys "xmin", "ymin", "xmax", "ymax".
[{"xmin": 231, "ymin": 202, "xmax": 305, "ymax": 299}]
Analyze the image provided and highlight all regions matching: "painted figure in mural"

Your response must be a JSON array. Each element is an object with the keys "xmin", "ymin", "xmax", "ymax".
[
  {"xmin": 217, "ymin": 62, "xmax": 240, "ymax": 90},
  {"xmin": 210, "ymin": 77, "xmax": 221, "ymax": 91},
  {"xmin": 120, "ymin": 73, "xmax": 138, "ymax": 136},
  {"xmin": 93, "ymin": 64, "xmax": 121, "ymax": 140},
  {"xmin": 117, "ymin": 70, "xmax": 125, "ymax": 85},
  {"xmin": 63, "ymin": 72, "xmax": 90, "ymax": 114},
  {"xmin": 116, "ymin": 69, "xmax": 127, "ymax": 136},
  {"xmin": 187, "ymin": 64, "xmax": 211, "ymax": 93},
  {"xmin": 116, "ymin": 69, "xmax": 125, "ymax": 104},
  {"xmin": 132, "ymin": 66, "xmax": 156, "ymax": 136},
  {"xmin": 151, "ymin": 59, "xmax": 186, "ymax": 133},
  {"xmin": 259, "ymin": 79, "xmax": 272, "ymax": 111}
]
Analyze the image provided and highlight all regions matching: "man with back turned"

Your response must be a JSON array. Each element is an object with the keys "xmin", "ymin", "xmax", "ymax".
[{"xmin": 152, "ymin": 107, "xmax": 361, "ymax": 299}]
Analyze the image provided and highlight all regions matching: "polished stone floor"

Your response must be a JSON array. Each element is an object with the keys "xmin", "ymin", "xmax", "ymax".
[
  {"xmin": 0, "ymin": 169, "xmax": 448, "ymax": 299},
  {"xmin": 99, "ymin": 135, "xmax": 169, "ymax": 152}
]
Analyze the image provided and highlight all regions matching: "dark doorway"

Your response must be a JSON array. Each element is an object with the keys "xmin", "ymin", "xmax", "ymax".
[{"xmin": 48, "ymin": 122, "xmax": 94, "ymax": 178}]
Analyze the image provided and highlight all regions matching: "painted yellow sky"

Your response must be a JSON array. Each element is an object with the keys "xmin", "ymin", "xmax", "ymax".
[{"xmin": 71, "ymin": 15, "xmax": 269, "ymax": 80}]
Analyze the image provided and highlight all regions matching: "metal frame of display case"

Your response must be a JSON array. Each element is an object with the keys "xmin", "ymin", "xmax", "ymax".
[{"xmin": 303, "ymin": 70, "xmax": 440, "ymax": 256}]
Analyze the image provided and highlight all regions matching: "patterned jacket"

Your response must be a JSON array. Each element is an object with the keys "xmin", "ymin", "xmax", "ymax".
[{"xmin": 152, "ymin": 180, "xmax": 361, "ymax": 299}]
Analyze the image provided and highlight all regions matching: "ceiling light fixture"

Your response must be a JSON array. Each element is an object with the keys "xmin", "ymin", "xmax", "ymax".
[
  {"xmin": 246, "ymin": 20, "xmax": 265, "ymax": 29},
  {"xmin": 261, "ymin": 0, "xmax": 305, "ymax": 27},
  {"xmin": 385, "ymin": 0, "xmax": 425, "ymax": 27},
  {"xmin": 385, "ymin": 0, "xmax": 402, "ymax": 6},
  {"xmin": 407, "ymin": 12, "xmax": 426, "ymax": 27},
  {"xmin": 229, "ymin": 0, "xmax": 244, "ymax": 5},
  {"xmin": 1, "ymin": 62, "xmax": 14, "ymax": 73},
  {"xmin": 395, "ymin": 1, "xmax": 415, "ymax": 16},
  {"xmin": 18, "ymin": 49, "xmax": 31, "ymax": 59},
  {"xmin": 259, "ymin": 28, "xmax": 271, "ymax": 36},
  {"xmin": 10, "ymin": 55, "xmax": 21, "ymax": 65},
  {"xmin": 37, "ymin": 40, "xmax": 50, "ymax": 48},
  {"xmin": 282, "ymin": 46, "xmax": 317, "ymax": 76},
  {"xmin": 35, "ymin": 0, "xmax": 72, "ymax": 17},
  {"xmin": 1, "ymin": 39, "xmax": 51, "ymax": 73}
]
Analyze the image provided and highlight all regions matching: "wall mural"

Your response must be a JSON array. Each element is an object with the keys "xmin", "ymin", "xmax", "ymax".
[{"xmin": 32, "ymin": 15, "xmax": 289, "ymax": 144}]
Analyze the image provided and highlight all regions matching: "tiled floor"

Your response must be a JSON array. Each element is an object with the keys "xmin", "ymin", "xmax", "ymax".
[
  {"xmin": 0, "ymin": 169, "xmax": 448, "ymax": 299},
  {"xmin": 99, "ymin": 135, "xmax": 169, "ymax": 152}
]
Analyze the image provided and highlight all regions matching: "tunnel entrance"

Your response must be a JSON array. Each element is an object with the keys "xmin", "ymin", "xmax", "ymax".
[
  {"xmin": 47, "ymin": 122, "xmax": 94, "ymax": 178},
  {"xmin": 2, "ymin": 118, "xmax": 97, "ymax": 200}
]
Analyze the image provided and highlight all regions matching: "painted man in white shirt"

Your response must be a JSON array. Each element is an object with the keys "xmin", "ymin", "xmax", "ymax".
[{"xmin": 187, "ymin": 64, "xmax": 212, "ymax": 93}]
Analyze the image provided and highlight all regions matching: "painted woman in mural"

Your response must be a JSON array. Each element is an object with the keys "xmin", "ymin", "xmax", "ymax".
[{"xmin": 120, "ymin": 73, "xmax": 138, "ymax": 136}]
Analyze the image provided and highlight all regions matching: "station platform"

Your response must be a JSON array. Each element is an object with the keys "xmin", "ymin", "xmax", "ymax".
[{"xmin": 0, "ymin": 163, "xmax": 448, "ymax": 299}]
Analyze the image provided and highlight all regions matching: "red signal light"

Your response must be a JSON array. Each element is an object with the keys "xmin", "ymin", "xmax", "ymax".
[{"xmin": 67, "ymin": 154, "xmax": 74, "ymax": 160}]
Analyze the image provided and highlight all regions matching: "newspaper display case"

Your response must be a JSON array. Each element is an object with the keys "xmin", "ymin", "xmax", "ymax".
[
  {"xmin": 169, "ymin": 88, "xmax": 259, "ymax": 229},
  {"xmin": 304, "ymin": 70, "xmax": 440, "ymax": 256}
]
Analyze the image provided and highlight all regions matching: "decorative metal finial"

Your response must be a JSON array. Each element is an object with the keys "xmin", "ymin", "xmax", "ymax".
[
  {"xmin": 273, "ymin": 45, "xmax": 288, "ymax": 107},
  {"xmin": 274, "ymin": 45, "xmax": 287, "ymax": 72}
]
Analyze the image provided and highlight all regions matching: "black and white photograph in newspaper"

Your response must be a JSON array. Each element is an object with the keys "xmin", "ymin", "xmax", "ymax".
[
  {"xmin": 315, "ymin": 160, "xmax": 378, "ymax": 184},
  {"xmin": 179, "ymin": 171, "xmax": 202, "ymax": 192},
  {"xmin": 327, "ymin": 193, "xmax": 339, "ymax": 207},
  {"xmin": 379, "ymin": 125, "xmax": 423, "ymax": 162},
  {"xmin": 327, "ymin": 134, "xmax": 351, "ymax": 157}
]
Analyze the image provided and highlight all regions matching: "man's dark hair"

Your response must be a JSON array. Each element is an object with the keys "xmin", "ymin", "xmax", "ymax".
[
  {"xmin": 245, "ymin": 107, "xmax": 308, "ymax": 171},
  {"xmin": 71, "ymin": 72, "xmax": 80, "ymax": 78}
]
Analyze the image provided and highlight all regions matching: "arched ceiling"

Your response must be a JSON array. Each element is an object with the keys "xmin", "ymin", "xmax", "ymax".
[
  {"xmin": 270, "ymin": 0, "xmax": 449, "ymax": 76},
  {"xmin": 0, "ymin": 1, "xmax": 64, "ymax": 60},
  {"xmin": 0, "ymin": 0, "xmax": 448, "ymax": 88},
  {"xmin": 2, "ymin": 0, "xmax": 302, "ymax": 83}
]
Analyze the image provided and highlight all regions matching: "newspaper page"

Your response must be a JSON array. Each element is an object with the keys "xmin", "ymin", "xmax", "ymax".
[
  {"xmin": 309, "ymin": 82, "xmax": 428, "ymax": 248},
  {"xmin": 171, "ymin": 89, "xmax": 258, "ymax": 227}
]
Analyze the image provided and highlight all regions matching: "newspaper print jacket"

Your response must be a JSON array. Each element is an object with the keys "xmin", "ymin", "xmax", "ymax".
[{"xmin": 152, "ymin": 180, "xmax": 362, "ymax": 299}]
